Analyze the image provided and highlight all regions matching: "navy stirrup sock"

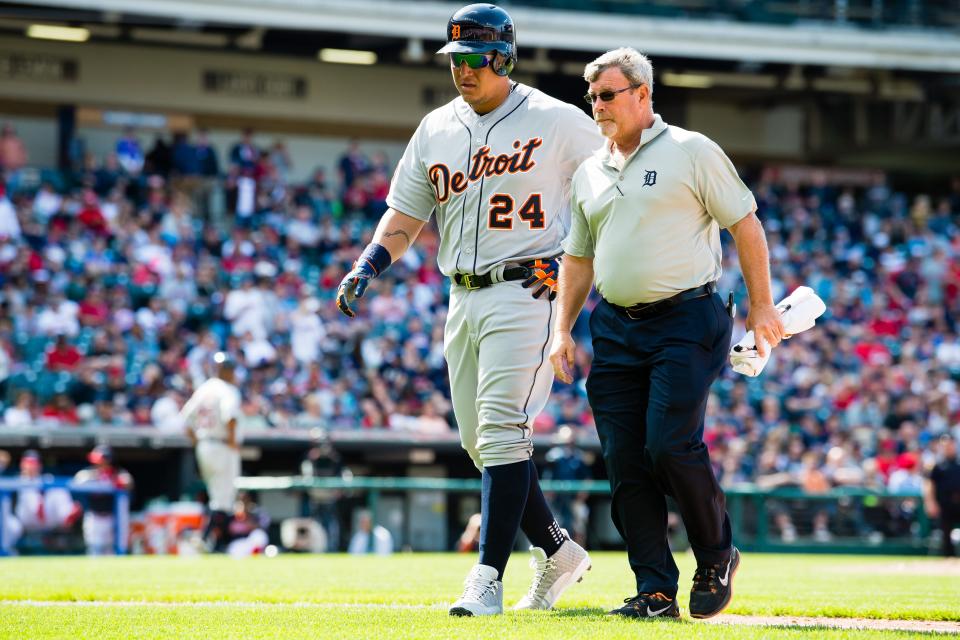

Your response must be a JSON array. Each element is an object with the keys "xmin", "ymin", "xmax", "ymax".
[
  {"xmin": 521, "ymin": 458, "xmax": 565, "ymax": 556},
  {"xmin": 479, "ymin": 460, "xmax": 530, "ymax": 579}
]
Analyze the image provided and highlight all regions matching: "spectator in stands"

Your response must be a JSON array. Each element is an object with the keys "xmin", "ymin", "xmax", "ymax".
[
  {"xmin": 115, "ymin": 127, "xmax": 144, "ymax": 176},
  {"xmin": 190, "ymin": 129, "xmax": 220, "ymax": 219},
  {"xmin": 40, "ymin": 393, "xmax": 80, "ymax": 426},
  {"xmin": 0, "ymin": 336, "xmax": 10, "ymax": 399},
  {"xmin": 289, "ymin": 293, "xmax": 325, "ymax": 365},
  {"xmin": 306, "ymin": 167, "xmax": 334, "ymax": 216},
  {"xmin": 195, "ymin": 129, "xmax": 220, "ymax": 178},
  {"xmin": 144, "ymin": 134, "xmax": 172, "ymax": 178},
  {"xmin": 224, "ymin": 274, "xmax": 270, "ymax": 340},
  {"xmin": 229, "ymin": 128, "xmax": 258, "ymax": 173},
  {"xmin": 4, "ymin": 390, "xmax": 34, "ymax": 428},
  {"xmin": 36, "ymin": 295, "xmax": 80, "ymax": 338},
  {"xmin": 45, "ymin": 334, "xmax": 83, "ymax": 372},
  {"xmin": 93, "ymin": 153, "xmax": 122, "ymax": 197},
  {"xmin": 77, "ymin": 189, "xmax": 112, "ymax": 237},
  {"xmin": 287, "ymin": 205, "xmax": 321, "ymax": 249},
  {"xmin": 358, "ymin": 398, "xmax": 385, "ymax": 430},
  {"xmin": 172, "ymin": 131, "xmax": 199, "ymax": 178},
  {"xmin": 337, "ymin": 139, "xmax": 368, "ymax": 191},
  {"xmin": 78, "ymin": 285, "xmax": 111, "ymax": 328},
  {"xmin": 32, "ymin": 182, "xmax": 62, "ymax": 223},
  {"xmin": 270, "ymin": 140, "xmax": 293, "ymax": 183},
  {"xmin": 0, "ymin": 183, "xmax": 20, "ymax": 240},
  {"xmin": 348, "ymin": 509, "xmax": 392, "ymax": 555},
  {"xmin": 365, "ymin": 169, "xmax": 390, "ymax": 219},
  {"xmin": 0, "ymin": 123, "xmax": 28, "ymax": 176},
  {"xmin": 68, "ymin": 363, "xmax": 101, "ymax": 409},
  {"xmin": 94, "ymin": 397, "xmax": 126, "ymax": 427}
]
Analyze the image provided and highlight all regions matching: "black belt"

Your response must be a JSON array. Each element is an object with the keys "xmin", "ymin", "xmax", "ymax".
[
  {"xmin": 453, "ymin": 265, "xmax": 531, "ymax": 290},
  {"xmin": 609, "ymin": 282, "xmax": 717, "ymax": 320}
]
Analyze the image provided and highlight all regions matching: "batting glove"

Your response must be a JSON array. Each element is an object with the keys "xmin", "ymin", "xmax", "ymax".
[
  {"xmin": 521, "ymin": 257, "xmax": 560, "ymax": 301},
  {"xmin": 336, "ymin": 243, "xmax": 392, "ymax": 318}
]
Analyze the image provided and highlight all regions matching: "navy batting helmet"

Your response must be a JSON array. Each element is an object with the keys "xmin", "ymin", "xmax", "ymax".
[{"xmin": 437, "ymin": 4, "xmax": 516, "ymax": 77}]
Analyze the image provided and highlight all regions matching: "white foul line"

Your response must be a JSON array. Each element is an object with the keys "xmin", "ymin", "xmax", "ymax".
[{"xmin": 1, "ymin": 601, "xmax": 958, "ymax": 633}]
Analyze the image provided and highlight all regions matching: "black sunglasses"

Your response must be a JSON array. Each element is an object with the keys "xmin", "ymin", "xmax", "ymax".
[{"xmin": 583, "ymin": 84, "xmax": 639, "ymax": 105}]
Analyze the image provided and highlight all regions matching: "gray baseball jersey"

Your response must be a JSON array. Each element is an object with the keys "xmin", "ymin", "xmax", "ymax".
[
  {"xmin": 386, "ymin": 82, "xmax": 603, "ymax": 470},
  {"xmin": 179, "ymin": 378, "xmax": 242, "ymax": 511},
  {"xmin": 387, "ymin": 82, "xmax": 603, "ymax": 276}
]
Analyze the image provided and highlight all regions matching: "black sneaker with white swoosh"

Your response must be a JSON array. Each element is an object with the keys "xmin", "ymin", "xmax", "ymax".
[
  {"xmin": 689, "ymin": 546, "xmax": 741, "ymax": 619},
  {"xmin": 607, "ymin": 592, "xmax": 680, "ymax": 619}
]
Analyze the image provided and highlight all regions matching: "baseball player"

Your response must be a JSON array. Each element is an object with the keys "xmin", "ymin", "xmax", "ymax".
[
  {"xmin": 336, "ymin": 3, "xmax": 603, "ymax": 616},
  {"xmin": 8, "ymin": 450, "xmax": 79, "ymax": 548},
  {"xmin": 179, "ymin": 351, "xmax": 243, "ymax": 552},
  {"xmin": 73, "ymin": 445, "xmax": 133, "ymax": 555}
]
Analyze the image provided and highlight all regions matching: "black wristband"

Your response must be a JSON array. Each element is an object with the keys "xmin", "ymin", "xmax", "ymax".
[{"xmin": 358, "ymin": 242, "xmax": 392, "ymax": 276}]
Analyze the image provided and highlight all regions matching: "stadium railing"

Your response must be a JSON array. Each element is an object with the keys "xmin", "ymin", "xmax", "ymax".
[{"xmin": 235, "ymin": 476, "xmax": 931, "ymax": 555}]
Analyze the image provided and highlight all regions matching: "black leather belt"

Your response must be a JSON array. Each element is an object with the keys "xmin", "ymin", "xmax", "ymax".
[
  {"xmin": 453, "ymin": 265, "xmax": 532, "ymax": 290},
  {"xmin": 610, "ymin": 282, "xmax": 717, "ymax": 320}
]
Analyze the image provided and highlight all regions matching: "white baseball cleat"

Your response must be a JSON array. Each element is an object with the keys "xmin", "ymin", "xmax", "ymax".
[
  {"xmin": 513, "ymin": 538, "xmax": 591, "ymax": 610},
  {"xmin": 449, "ymin": 564, "xmax": 504, "ymax": 616}
]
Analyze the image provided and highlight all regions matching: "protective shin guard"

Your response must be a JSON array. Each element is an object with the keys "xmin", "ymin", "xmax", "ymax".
[
  {"xmin": 479, "ymin": 461, "xmax": 530, "ymax": 579},
  {"xmin": 520, "ymin": 458, "xmax": 564, "ymax": 556}
]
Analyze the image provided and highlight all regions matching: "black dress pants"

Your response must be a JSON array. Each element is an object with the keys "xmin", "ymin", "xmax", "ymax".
[{"xmin": 587, "ymin": 293, "xmax": 733, "ymax": 597}]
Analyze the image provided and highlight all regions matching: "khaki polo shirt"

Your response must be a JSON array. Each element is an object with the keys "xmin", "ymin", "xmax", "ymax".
[{"xmin": 562, "ymin": 114, "xmax": 755, "ymax": 306}]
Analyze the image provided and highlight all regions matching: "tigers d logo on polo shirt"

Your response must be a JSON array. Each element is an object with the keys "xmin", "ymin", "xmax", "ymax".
[{"xmin": 643, "ymin": 170, "xmax": 657, "ymax": 187}]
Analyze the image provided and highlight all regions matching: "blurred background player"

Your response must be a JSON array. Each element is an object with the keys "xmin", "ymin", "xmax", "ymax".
[
  {"xmin": 5, "ymin": 450, "xmax": 81, "ymax": 551},
  {"xmin": 225, "ymin": 491, "xmax": 270, "ymax": 557},
  {"xmin": 924, "ymin": 434, "xmax": 960, "ymax": 557},
  {"xmin": 300, "ymin": 431, "xmax": 347, "ymax": 551},
  {"xmin": 73, "ymin": 445, "xmax": 133, "ymax": 555},
  {"xmin": 179, "ymin": 351, "xmax": 243, "ymax": 552},
  {"xmin": 7, "ymin": 450, "xmax": 80, "ymax": 550}
]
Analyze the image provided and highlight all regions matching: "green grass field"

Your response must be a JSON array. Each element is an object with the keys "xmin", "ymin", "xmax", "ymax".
[{"xmin": 0, "ymin": 552, "xmax": 957, "ymax": 639}]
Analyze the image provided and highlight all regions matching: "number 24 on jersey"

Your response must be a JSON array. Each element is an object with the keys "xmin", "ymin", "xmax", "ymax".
[{"xmin": 488, "ymin": 193, "xmax": 544, "ymax": 230}]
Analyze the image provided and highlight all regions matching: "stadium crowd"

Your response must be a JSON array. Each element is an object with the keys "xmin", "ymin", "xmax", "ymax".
[{"xmin": 0, "ymin": 122, "xmax": 959, "ymax": 515}]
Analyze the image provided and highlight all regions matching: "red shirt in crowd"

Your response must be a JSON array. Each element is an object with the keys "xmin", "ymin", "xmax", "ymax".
[
  {"xmin": 78, "ymin": 298, "xmax": 110, "ymax": 326},
  {"xmin": 45, "ymin": 344, "xmax": 83, "ymax": 371},
  {"xmin": 41, "ymin": 404, "xmax": 79, "ymax": 425}
]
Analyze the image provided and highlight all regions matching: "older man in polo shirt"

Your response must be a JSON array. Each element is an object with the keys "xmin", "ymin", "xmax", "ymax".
[{"xmin": 550, "ymin": 47, "xmax": 784, "ymax": 620}]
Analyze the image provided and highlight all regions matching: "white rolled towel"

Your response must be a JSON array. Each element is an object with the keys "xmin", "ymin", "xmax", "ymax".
[{"xmin": 729, "ymin": 286, "xmax": 826, "ymax": 377}]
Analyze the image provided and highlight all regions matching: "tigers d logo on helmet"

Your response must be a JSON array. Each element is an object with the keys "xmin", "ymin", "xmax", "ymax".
[{"xmin": 437, "ymin": 3, "xmax": 517, "ymax": 77}]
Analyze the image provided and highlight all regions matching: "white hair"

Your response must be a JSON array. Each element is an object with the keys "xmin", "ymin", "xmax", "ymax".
[{"xmin": 583, "ymin": 47, "xmax": 654, "ymax": 95}]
